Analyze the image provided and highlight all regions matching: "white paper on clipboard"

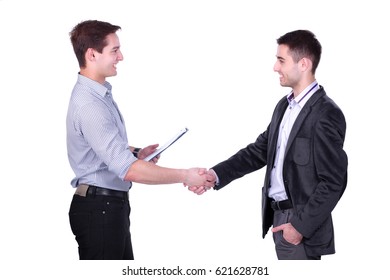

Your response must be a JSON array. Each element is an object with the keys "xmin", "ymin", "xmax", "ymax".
[{"xmin": 144, "ymin": 128, "xmax": 189, "ymax": 162}]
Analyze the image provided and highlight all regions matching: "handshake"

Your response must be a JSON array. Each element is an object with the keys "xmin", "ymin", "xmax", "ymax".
[{"xmin": 184, "ymin": 168, "xmax": 217, "ymax": 195}]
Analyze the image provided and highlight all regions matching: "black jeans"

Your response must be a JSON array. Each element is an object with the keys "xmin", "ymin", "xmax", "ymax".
[{"xmin": 69, "ymin": 193, "xmax": 133, "ymax": 260}]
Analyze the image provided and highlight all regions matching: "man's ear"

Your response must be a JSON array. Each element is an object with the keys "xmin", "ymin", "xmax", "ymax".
[
  {"xmin": 299, "ymin": 57, "xmax": 313, "ymax": 73},
  {"xmin": 85, "ymin": 48, "xmax": 96, "ymax": 62}
]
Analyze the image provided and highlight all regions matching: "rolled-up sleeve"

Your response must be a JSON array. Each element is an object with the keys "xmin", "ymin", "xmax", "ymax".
[{"xmin": 75, "ymin": 101, "xmax": 137, "ymax": 180}]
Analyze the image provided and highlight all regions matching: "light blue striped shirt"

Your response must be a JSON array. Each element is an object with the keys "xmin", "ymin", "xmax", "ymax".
[{"xmin": 66, "ymin": 74, "xmax": 136, "ymax": 191}]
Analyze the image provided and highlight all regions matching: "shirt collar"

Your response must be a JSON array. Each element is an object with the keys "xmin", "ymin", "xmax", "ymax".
[
  {"xmin": 286, "ymin": 80, "xmax": 319, "ymax": 107},
  {"xmin": 77, "ymin": 74, "xmax": 113, "ymax": 98}
]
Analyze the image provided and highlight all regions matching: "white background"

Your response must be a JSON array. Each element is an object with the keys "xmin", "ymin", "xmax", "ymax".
[{"xmin": 0, "ymin": 0, "xmax": 388, "ymax": 279}]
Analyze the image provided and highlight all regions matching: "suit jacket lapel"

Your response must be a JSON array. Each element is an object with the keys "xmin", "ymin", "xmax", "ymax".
[
  {"xmin": 265, "ymin": 98, "xmax": 288, "ymax": 185},
  {"xmin": 284, "ymin": 88, "xmax": 325, "ymax": 155}
]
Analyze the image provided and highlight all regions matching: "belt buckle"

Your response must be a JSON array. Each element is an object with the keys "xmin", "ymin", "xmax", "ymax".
[{"xmin": 271, "ymin": 199, "xmax": 281, "ymax": 210}]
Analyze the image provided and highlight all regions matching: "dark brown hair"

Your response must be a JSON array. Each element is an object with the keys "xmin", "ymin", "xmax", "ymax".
[
  {"xmin": 277, "ymin": 30, "xmax": 322, "ymax": 74},
  {"xmin": 70, "ymin": 20, "xmax": 121, "ymax": 68}
]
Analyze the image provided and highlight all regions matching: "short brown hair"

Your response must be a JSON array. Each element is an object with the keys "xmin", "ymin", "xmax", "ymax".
[
  {"xmin": 70, "ymin": 20, "xmax": 121, "ymax": 68},
  {"xmin": 277, "ymin": 30, "xmax": 322, "ymax": 75}
]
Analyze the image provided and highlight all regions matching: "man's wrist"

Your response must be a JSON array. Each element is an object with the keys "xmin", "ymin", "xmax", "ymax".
[{"xmin": 132, "ymin": 147, "xmax": 141, "ymax": 158}]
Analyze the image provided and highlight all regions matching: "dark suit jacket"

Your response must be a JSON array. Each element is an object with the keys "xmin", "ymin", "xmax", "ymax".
[{"xmin": 213, "ymin": 86, "xmax": 348, "ymax": 257}]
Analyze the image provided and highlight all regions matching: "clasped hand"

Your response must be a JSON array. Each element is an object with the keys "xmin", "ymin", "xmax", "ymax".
[
  {"xmin": 185, "ymin": 169, "xmax": 217, "ymax": 195},
  {"xmin": 139, "ymin": 144, "xmax": 216, "ymax": 192}
]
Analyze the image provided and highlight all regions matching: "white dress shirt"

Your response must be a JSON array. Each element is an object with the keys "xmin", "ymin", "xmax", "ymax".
[{"xmin": 268, "ymin": 81, "xmax": 320, "ymax": 201}]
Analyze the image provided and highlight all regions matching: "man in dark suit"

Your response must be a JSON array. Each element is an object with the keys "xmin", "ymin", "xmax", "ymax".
[{"xmin": 190, "ymin": 30, "xmax": 348, "ymax": 260}]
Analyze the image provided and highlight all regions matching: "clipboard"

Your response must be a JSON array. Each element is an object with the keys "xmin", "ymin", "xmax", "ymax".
[{"xmin": 144, "ymin": 128, "xmax": 189, "ymax": 162}]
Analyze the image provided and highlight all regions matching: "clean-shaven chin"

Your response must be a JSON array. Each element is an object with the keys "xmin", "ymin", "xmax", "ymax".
[
  {"xmin": 278, "ymin": 76, "xmax": 287, "ymax": 87},
  {"xmin": 110, "ymin": 65, "xmax": 118, "ymax": 76}
]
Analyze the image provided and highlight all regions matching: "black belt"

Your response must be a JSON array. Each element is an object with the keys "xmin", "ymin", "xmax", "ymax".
[
  {"xmin": 87, "ymin": 185, "xmax": 128, "ymax": 199},
  {"xmin": 270, "ymin": 199, "xmax": 293, "ymax": 210}
]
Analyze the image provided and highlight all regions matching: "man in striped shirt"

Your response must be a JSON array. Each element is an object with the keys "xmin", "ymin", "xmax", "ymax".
[{"xmin": 67, "ymin": 20, "xmax": 210, "ymax": 260}]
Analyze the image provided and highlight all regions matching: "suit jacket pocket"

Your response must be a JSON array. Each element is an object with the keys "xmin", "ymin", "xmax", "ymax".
[{"xmin": 293, "ymin": 137, "xmax": 310, "ymax": 165}]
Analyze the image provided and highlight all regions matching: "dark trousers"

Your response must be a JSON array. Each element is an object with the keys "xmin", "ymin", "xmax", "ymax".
[
  {"xmin": 273, "ymin": 208, "xmax": 320, "ymax": 260},
  {"xmin": 69, "ymin": 193, "xmax": 134, "ymax": 260}
]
